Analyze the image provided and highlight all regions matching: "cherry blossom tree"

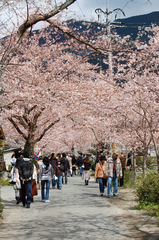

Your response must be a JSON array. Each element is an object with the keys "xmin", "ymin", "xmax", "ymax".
[
  {"xmin": 105, "ymin": 26, "xmax": 159, "ymax": 174},
  {"xmin": 0, "ymin": 0, "xmax": 78, "ymax": 76},
  {"xmin": 2, "ymin": 30, "xmax": 113, "ymax": 156}
]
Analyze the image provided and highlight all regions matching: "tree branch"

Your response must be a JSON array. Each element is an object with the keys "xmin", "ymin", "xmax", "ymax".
[{"xmin": 8, "ymin": 117, "xmax": 27, "ymax": 140}]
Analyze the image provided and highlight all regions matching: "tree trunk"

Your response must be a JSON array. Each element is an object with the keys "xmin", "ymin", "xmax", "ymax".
[
  {"xmin": 24, "ymin": 140, "xmax": 35, "ymax": 158},
  {"xmin": 143, "ymin": 149, "xmax": 147, "ymax": 178},
  {"xmin": 157, "ymin": 154, "xmax": 159, "ymax": 174},
  {"xmin": 133, "ymin": 153, "xmax": 136, "ymax": 184}
]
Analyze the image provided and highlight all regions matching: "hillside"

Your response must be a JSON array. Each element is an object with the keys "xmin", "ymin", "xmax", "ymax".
[
  {"xmin": 115, "ymin": 11, "xmax": 159, "ymax": 39},
  {"xmin": 33, "ymin": 11, "xmax": 159, "ymax": 71}
]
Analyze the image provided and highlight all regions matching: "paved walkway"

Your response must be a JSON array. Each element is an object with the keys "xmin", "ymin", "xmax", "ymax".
[{"xmin": 0, "ymin": 175, "xmax": 159, "ymax": 240}]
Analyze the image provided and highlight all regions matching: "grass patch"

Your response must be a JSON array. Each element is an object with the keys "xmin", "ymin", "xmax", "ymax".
[
  {"xmin": 147, "ymin": 169, "xmax": 158, "ymax": 173},
  {"xmin": 0, "ymin": 178, "xmax": 10, "ymax": 186}
]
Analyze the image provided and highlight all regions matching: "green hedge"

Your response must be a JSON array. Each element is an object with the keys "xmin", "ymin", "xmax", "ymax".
[
  {"xmin": 0, "ymin": 196, "xmax": 4, "ymax": 218},
  {"xmin": 135, "ymin": 173, "xmax": 159, "ymax": 204},
  {"xmin": 135, "ymin": 173, "xmax": 159, "ymax": 222}
]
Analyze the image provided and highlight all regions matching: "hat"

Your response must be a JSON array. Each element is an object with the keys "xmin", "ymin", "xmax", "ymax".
[{"xmin": 112, "ymin": 151, "xmax": 119, "ymax": 156}]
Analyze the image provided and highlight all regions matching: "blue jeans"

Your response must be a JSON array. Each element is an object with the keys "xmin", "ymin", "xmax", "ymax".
[
  {"xmin": 57, "ymin": 175, "xmax": 62, "ymax": 189},
  {"xmin": 41, "ymin": 180, "xmax": 50, "ymax": 200},
  {"xmin": 97, "ymin": 177, "xmax": 105, "ymax": 194},
  {"xmin": 107, "ymin": 172, "xmax": 118, "ymax": 196},
  {"xmin": 79, "ymin": 166, "xmax": 83, "ymax": 175},
  {"xmin": 52, "ymin": 168, "xmax": 56, "ymax": 187},
  {"xmin": 52, "ymin": 177, "xmax": 57, "ymax": 187},
  {"xmin": 21, "ymin": 179, "xmax": 32, "ymax": 206}
]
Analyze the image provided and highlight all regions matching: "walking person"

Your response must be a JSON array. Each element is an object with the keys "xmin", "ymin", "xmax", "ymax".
[
  {"xmin": 50, "ymin": 153, "xmax": 57, "ymax": 188},
  {"xmin": 60, "ymin": 153, "xmax": 70, "ymax": 184},
  {"xmin": 71, "ymin": 154, "xmax": 76, "ymax": 176},
  {"xmin": 18, "ymin": 151, "xmax": 34, "ymax": 208},
  {"xmin": 100, "ymin": 152, "xmax": 107, "ymax": 187},
  {"xmin": 37, "ymin": 156, "xmax": 43, "ymax": 189},
  {"xmin": 67, "ymin": 153, "xmax": 72, "ymax": 176},
  {"xmin": 31, "ymin": 164, "xmax": 38, "ymax": 202},
  {"xmin": 76, "ymin": 153, "xmax": 84, "ymax": 176},
  {"xmin": 54, "ymin": 159, "xmax": 64, "ymax": 190},
  {"xmin": 94, "ymin": 156, "xmax": 106, "ymax": 196},
  {"xmin": 119, "ymin": 153, "xmax": 127, "ymax": 187},
  {"xmin": 105, "ymin": 151, "xmax": 122, "ymax": 197},
  {"xmin": 39, "ymin": 156, "xmax": 53, "ymax": 203},
  {"xmin": 82, "ymin": 156, "xmax": 91, "ymax": 185},
  {"xmin": 10, "ymin": 158, "xmax": 21, "ymax": 204},
  {"xmin": 10, "ymin": 153, "xmax": 16, "ymax": 166}
]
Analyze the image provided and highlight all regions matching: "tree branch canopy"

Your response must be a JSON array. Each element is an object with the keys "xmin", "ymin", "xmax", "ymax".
[{"xmin": 0, "ymin": 0, "xmax": 77, "ymax": 77}]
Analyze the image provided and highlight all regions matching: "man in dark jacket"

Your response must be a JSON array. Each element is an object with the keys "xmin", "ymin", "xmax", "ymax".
[
  {"xmin": 18, "ymin": 151, "xmax": 34, "ymax": 208},
  {"xmin": 60, "ymin": 153, "xmax": 70, "ymax": 184},
  {"xmin": 76, "ymin": 153, "xmax": 84, "ymax": 176},
  {"xmin": 50, "ymin": 153, "xmax": 57, "ymax": 188}
]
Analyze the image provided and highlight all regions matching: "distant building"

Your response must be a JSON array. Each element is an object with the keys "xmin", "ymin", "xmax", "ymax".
[{"xmin": 4, "ymin": 147, "xmax": 22, "ymax": 170}]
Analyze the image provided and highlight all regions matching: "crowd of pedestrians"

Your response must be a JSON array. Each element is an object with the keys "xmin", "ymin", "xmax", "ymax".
[{"xmin": 9, "ymin": 149, "xmax": 128, "ymax": 208}]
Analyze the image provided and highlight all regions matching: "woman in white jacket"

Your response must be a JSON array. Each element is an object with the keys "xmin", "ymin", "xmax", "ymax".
[{"xmin": 10, "ymin": 158, "xmax": 21, "ymax": 204}]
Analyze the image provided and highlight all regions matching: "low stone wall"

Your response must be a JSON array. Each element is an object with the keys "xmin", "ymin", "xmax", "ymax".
[{"xmin": 0, "ymin": 171, "xmax": 9, "ymax": 180}]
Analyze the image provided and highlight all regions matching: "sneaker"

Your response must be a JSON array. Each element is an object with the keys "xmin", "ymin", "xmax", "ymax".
[
  {"xmin": 41, "ymin": 199, "xmax": 45, "ymax": 202},
  {"xmin": 113, "ymin": 194, "xmax": 118, "ymax": 197},
  {"xmin": 52, "ymin": 186, "xmax": 55, "ymax": 189},
  {"xmin": 107, "ymin": 195, "xmax": 111, "ymax": 198},
  {"xmin": 26, "ymin": 205, "xmax": 30, "ymax": 208},
  {"xmin": 59, "ymin": 188, "xmax": 62, "ymax": 190},
  {"xmin": 45, "ymin": 200, "xmax": 50, "ymax": 203}
]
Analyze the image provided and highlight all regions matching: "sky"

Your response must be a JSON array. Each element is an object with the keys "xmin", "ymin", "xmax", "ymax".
[{"xmin": 68, "ymin": 0, "xmax": 159, "ymax": 22}]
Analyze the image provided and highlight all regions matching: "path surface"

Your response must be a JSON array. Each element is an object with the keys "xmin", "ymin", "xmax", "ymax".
[{"xmin": 0, "ymin": 175, "xmax": 159, "ymax": 240}]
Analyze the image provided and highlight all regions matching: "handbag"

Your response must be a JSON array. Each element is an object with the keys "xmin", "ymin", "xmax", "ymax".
[
  {"xmin": 81, "ymin": 164, "xmax": 85, "ymax": 169},
  {"xmin": 9, "ymin": 167, "xmax": 16, "ymax": 184},
  {"xmin": 53, "ymin": 175, "xmax": 58, "ymax": 180}
]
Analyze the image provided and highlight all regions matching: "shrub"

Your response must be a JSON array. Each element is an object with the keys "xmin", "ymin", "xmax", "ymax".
[
  {"xmin": 135, "ymin": 173, "xmax": 159, "ymax": 204},
  {"xmin": 0, "ymin": 196, "xmax": 4, "ymax": 218}
]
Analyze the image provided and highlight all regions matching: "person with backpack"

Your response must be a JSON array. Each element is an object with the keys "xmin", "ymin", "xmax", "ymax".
[
  {"xmin": 18, "ymin": 151, "xmax": 34, "ymax": 208},
  {"xmin": 39, "ymin": 156, "xmax": 53, "ymax": 203}
]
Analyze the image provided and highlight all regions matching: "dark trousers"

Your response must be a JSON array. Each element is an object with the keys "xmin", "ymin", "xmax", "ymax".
[
  {"xmin": 120, "ymin": 169, "xmax": 125, "ymax": 186},
  {"xmin": 20, "ymin": 179, "xmax": 32, "ymax": 206}
]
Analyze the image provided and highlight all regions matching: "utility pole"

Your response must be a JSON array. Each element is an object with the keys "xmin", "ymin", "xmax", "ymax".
[{"xmin": 95, "ymin": 0, "xmax": 125, "ymax": 76}]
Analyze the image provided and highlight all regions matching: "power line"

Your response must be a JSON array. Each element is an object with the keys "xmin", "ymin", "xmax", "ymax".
[{"xmin": 76, "ymin": 0, "xmax": 86, "ymax": 20}]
